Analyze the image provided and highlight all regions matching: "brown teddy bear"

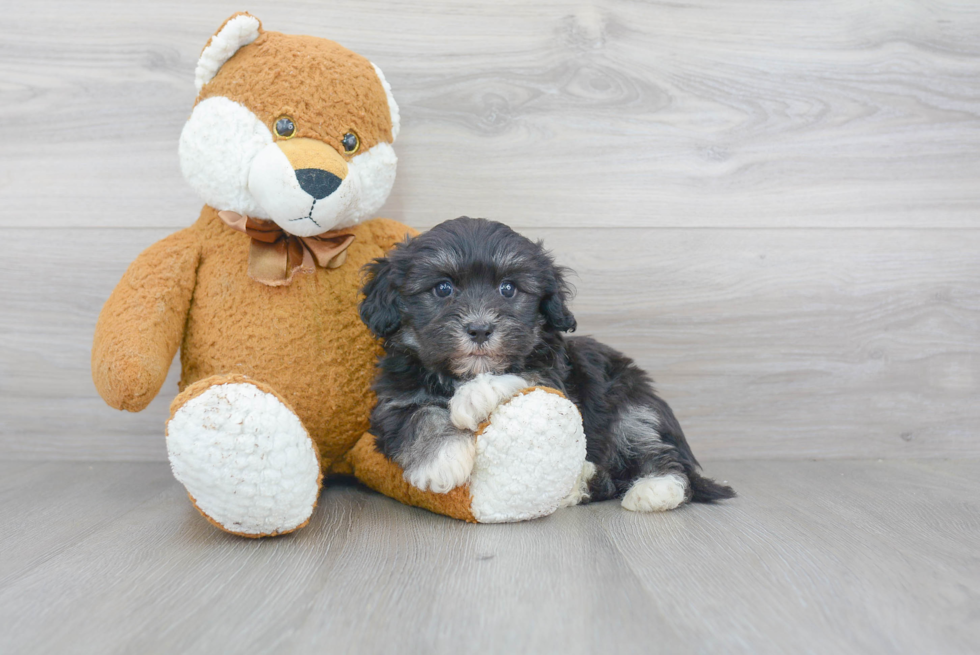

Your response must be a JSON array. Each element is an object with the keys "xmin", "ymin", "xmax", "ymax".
[{"xmin": 92, "ymin": 13, "xmax": 587, "ymax": 536}]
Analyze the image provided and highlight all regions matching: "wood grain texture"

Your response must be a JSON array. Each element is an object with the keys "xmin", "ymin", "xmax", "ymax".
[
  {"xmin": 0, "ymin": 229, "xmax": 180, "ymax": 461},
  {"xmin": 2, "ymin": 227, "xmax": 978, "ymax": 459},
  {"xmin": 0, "ymin": 460, "xmax": 977, "ymax": 654},
  {"xmin": 0, "ymin": 462, "xmax": 174, "ymax": 586},
  {"xmin": 1, "ymin": 1, "xmax": 979, "ymax": 459},
  {"xmin": 0, "ymin": 0, "xmax": 979, "ymax": 229},
  {"xmin": 601, "ymin": 459, "xmax": 980, "ymax": 654}
]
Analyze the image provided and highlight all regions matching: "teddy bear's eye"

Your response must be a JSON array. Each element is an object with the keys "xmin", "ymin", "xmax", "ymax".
[
  {"xmin": 342, "ymin": 131, "xmax": 360, "ymax": 154},
  {"xmin": 275, "ymin": 116, "xmax": 296, "ymax": 139}
]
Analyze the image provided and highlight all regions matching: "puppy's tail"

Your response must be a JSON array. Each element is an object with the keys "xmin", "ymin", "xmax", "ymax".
[{"xmin": 688, "ymin": 471, "xmax": 736, "ymax": 503}]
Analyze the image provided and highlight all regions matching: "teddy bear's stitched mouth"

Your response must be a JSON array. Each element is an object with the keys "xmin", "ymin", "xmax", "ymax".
[{"xmin": 288, "ymin": 200, "xmax": 322, "ymax": 228}]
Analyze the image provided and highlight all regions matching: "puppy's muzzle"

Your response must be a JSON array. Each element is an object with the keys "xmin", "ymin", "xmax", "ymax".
[{"xmin": 466, "ymin": 322, "xmax": 494, "ymax": 346}]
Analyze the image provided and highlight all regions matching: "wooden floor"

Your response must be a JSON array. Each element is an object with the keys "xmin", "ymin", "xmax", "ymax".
[{"xmin": 1, "ymin": 459, "xmax": 977, "ymax": 654}]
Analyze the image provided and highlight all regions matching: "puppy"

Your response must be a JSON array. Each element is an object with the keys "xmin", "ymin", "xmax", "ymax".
[{"xmin": 359, "ymin": 217, "xmax": 735, "ymax": 511}]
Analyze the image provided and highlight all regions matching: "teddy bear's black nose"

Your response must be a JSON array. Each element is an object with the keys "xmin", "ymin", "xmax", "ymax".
[{"xmin": 295, "ymin": 168, "xmax": 342, "ymax": 199}]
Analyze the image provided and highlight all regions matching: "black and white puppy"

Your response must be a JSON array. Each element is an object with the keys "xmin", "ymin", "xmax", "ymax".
[{"xmin": 359, "ymin": 217, "xmax": 734, "ymax": 512}]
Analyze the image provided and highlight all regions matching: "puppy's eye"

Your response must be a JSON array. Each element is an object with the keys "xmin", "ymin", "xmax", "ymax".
[
  {"xmin": 433, "ymin": 280, "xmax": 454, "ymax": 298},
  {"xmin": 342, "ymin": 131, "xmax": 360, "ymax": 154},
  {"xmin": 499, "ymin": 281, "xmax": 517, "ymax": 298},
  {"xmin": 275, "ymin": 116, "xmax": 296, "ymax": 139}
]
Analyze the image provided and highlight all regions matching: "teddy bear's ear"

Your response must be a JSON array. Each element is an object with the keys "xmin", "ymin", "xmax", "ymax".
[
  {"xmin": 194, "ymin": 13, "xmax": 262, "ymax": 93},
  {"xmin": 370, "ymin": 63, "xmax": 400, "ymax": 142}
]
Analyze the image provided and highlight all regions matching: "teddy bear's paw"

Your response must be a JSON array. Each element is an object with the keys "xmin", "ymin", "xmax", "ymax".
[
  {"xmin": 621, "ymin": 473, "xmax": 688, "ymax": 512},
  {"xmin": 166, "ymin": 381, "xmax": 322, "ymax": 536},
  {"xmin": 449, "ymin": 373, "xmax": 529, "ymax": 431},
  {"xmin": 468, "ymin": 389, "xmax": 586, "ymax": 523},
  {"xmin": 403, "ymin": 437, "xmax": 476, "ymax": 494}
]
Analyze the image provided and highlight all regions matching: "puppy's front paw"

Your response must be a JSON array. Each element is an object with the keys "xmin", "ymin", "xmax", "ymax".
[
  {"xmin": 404, "ymin": 438, "xmax": 477, "ymax": 494},
  {"xmin": 621, "ymin": 473, "xmax": 688, "ymax": 512},
  {"xmin": 449, "ymin": 373, "xmax": 529, "ymax": 431}
]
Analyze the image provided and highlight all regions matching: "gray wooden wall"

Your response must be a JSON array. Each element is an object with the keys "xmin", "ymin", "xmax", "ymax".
[{"xmin": 1, "ymin": 0, "xmax": 978, "ymax": 461}]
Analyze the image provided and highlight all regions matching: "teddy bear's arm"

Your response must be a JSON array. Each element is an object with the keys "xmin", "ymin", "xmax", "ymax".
[{"xmin": 91, "ymin": 228, "xmax": 201, "ymax": 412}]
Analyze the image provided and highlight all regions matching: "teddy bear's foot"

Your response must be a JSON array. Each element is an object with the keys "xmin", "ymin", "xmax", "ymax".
[
  {"xmin": 468, "ymin": 388, "xmax": 586, "ymax": 522},
  {"xmin": 348, "ymin": 386, "xmax": 586, "ymax": 523},
  {"xmin": 166, "ymin": 376, "xmax": 322, "ymax": 537}
]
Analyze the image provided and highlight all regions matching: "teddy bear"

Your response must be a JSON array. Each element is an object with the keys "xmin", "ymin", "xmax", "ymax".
[{"xmin": 92, "ymin": 13, "xmax": 587, "ymax": 536}]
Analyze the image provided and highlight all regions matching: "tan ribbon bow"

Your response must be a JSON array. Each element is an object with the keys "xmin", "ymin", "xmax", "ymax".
[{"xmin": 218, "ymin": 211, "xmax": 356, "ymax": 287}]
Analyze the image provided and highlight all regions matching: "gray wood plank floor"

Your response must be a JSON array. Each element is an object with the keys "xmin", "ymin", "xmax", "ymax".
[{"xmin": 1, "ymin": 459, "xmax": 977, "ymax": 654}]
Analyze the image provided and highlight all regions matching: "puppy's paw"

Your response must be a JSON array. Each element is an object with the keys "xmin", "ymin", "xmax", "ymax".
[
  {"xmin": 621, "ymin": 473, "xmax": 688, "ymax": 512},
  {"xmin": 404, "ymin": 438, "xmax": 477, "ymax": 494},
  {"xmin": 559, "ymin": 460, "xmax": 596, "ymax": 508},
  {"xmin": 449, "ymin": 373, "xmax": 529, "ymax": 431}
]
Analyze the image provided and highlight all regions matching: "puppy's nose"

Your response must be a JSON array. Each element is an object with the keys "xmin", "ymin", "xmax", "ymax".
[
  {"xmin": 466, "ymin": 323, "xmax": 494, "ymax": 345},
  {"xmin": 295, "ymin": 168, "xmax": 342, "ymax": 199}
]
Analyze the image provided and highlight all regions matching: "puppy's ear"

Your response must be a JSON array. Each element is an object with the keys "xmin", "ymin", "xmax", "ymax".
[
  {"xmin": 540, "ymin": 265, "xmax": 577, "ymax": 333},
  {"xmin": 360, "ymin": 257, "xmax": 402, "ymax": 338},
  {"xmin": 541, "ymin": 293, "xmax": 577, "ymax": 332}
]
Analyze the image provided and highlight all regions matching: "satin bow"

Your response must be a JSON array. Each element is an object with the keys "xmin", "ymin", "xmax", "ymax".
[{"xmin": 218, "ymin": 211, "xmax": 356, "ymax": 287}]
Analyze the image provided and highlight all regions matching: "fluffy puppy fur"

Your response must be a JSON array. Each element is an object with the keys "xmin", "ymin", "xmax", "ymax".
[{"xmin": 359, "ymin": 217, "xmax": 735, "ymax": 511}]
